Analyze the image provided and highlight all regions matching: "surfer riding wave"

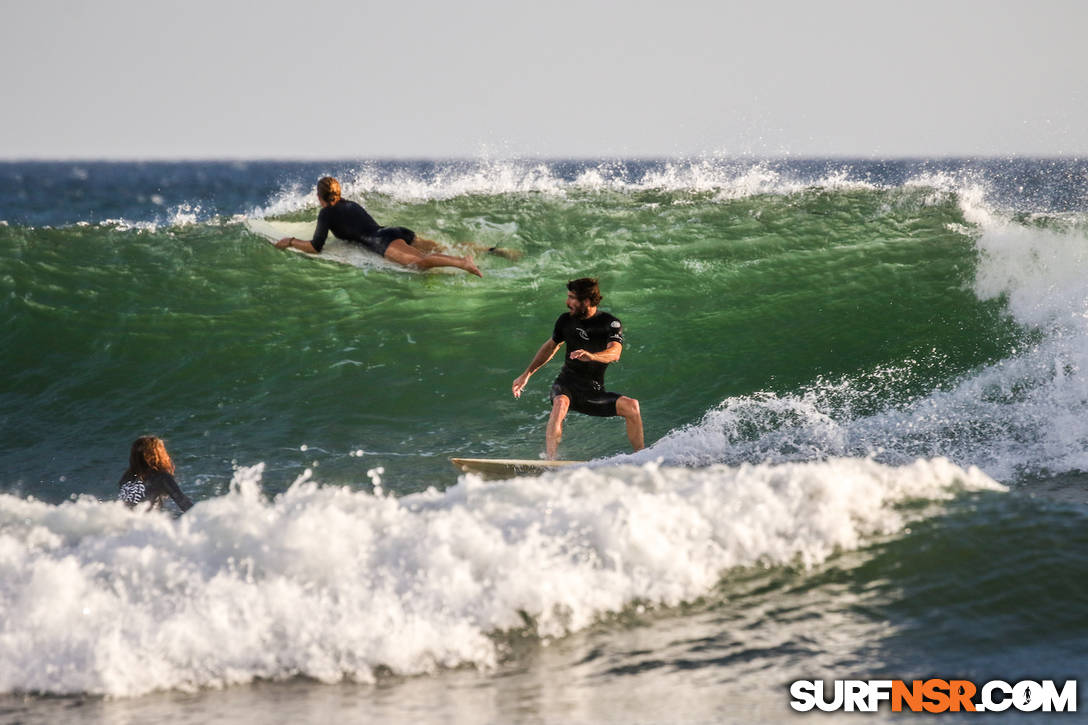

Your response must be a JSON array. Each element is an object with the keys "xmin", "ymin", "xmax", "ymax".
[{"xmin": 512, "ymin": 277, "xmax": 645, "ymax": 459}]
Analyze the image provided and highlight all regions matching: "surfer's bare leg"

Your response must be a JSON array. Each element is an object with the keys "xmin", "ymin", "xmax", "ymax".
[
  {"xmin": 414, "ymin": 252, "xmax": 482, "ymax": 276},
  {"xmin": 485, "ymin": 246, "xmax": 522, "ymax": 261},
  {"xmin": 384, "ymin": 239, "xmax": 482, "ymax": 276},
  {"xmin": 411, "ymin": 237, "xmax": 442, "ymax": 254},
  {"xmin": 416, "ymin": 236, "xmax": 521, "ymax": 261},
  {"xmin": 546, "ymin": 395, "xmax": 571, "ymax": 459},
  {"xmin": 616, "ymin": 396, "xmax": 644, "ymax": 452}
]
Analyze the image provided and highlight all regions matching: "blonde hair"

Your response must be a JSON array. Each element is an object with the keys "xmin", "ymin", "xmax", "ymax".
[
  {"xmin": 126, "ymin": 436, "xmax": 175, "ymax": 479},
  {"xmin": 317, "ymin": 176, "xmax": 342, "ymax": 205}
]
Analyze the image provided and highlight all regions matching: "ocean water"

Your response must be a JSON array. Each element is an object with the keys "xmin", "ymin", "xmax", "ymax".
[{"xmin": 1, "ymin": 158, "xmax": 1086, "ymax": 723}]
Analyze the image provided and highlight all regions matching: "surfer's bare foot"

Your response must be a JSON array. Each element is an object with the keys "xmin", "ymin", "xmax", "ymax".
[
  {"xmin": 487, "ymin": 247, "xmax": 523, "ymax": 261},
  {"xmin": 463, "ymin": 254, "xmax": 483, "ymax": 277}
]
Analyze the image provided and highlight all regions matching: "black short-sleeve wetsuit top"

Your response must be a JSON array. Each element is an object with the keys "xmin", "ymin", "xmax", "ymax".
[
  {"xmin": 118, "ymin": 471, "xmax": 194, "ymax": 513},
  {"xmin": 312, "ymin": 200, "xmax": 416, "ymax": 256},
  {"xmin": 550, "ymin": 311, "xmax": 625, "ymax": 416}
]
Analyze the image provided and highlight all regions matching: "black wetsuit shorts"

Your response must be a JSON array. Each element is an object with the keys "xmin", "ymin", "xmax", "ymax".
[
  {"xmin": 362, "ymin": 226, "xmax": 416, "ymax": 257},
  {"xmin": 550, "ymin": 377, "xmax": 622, "ymax": 417}
]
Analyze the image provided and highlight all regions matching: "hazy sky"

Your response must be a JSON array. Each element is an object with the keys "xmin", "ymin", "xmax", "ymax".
[{"xmin": 2, "ymin": 0, "xmax": 1086, "ymax": 159}]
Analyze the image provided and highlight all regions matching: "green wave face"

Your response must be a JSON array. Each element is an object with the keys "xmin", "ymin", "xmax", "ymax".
[{"xmin": 1, "ymin": 179, "xmax": 1035, "ymax": 500}]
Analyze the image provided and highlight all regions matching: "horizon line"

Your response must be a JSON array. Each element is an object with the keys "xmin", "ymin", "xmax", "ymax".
[{"xmin": 1, "ymin": 152, "xmax": 1086, "ymax": 163}]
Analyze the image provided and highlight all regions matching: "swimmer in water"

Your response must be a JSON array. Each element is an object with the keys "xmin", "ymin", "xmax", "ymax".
[{"xmin": 117, "ymin": 436, "xmax": 194, "ymax": 513}]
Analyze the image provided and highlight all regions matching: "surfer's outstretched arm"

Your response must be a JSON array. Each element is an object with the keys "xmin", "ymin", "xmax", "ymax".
[
  {"xmin": 512, "ymin": 339, "xmax": 561, "ymax": 398},
  {"xmin": 149, "ymin": 471, "xmax": 194, "ymax": 513},
  {"xmin": 276, "ymin": 237, "xmax": 319, "ymax": 254},
  {"xmin": 569, "ymin": 341, "xmax": 622, "ymax": 364}
]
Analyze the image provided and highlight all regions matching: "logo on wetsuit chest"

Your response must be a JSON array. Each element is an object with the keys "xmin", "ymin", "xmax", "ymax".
[{"xmin": 575, "ymin": 328, "xmax": 590, "ymax": 341}]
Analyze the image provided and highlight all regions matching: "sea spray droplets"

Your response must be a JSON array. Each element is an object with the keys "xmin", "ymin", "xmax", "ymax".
[
  {"xmin": 251, "ymin": 159, "xmax": 894, "ymax": 214},
  {"xmin": 367, "ymin": 467, "xmax": 385, "ymax": 496}
]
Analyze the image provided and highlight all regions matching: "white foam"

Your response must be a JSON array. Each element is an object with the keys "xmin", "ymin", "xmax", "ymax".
[
  {"xmin": 0, "ymin": 458, "xmax": 1000, "ymax": 697},
  {"xmin": 642, "ymin": 181, "xmax": 1088, "ymax": 482},
  {"xmin": 972, "ymin": 214, "xmax": 1088, "ymax": 330}
]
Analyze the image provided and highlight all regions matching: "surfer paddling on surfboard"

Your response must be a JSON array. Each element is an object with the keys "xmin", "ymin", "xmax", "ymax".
[
  {"xmin": 512, "ymin": 277, "xmax": 644, "ymax": 459},
  {"xmin": 275, "ymin": 177, "xmax": 487, "ymax": 275}
]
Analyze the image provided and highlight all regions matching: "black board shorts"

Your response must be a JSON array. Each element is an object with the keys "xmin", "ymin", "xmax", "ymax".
[
  {"xmin": 360, "ymin": 226, "xmax": 416, "ymax": 256},
  {"xmin": 550, "ymin": 379, "xmax": 622, "ymax": 417}
]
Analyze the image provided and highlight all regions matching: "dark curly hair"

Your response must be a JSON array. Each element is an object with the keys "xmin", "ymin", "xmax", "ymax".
[{"xmin": 567, "ymin": 277, "xmax": 602, "ymax": 306}]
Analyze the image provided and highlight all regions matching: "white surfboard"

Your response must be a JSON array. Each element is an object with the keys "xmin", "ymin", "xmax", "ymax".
[
  {"xmin": 244, "ymin": 218, "xmax": 409, "ymax": 271},
  {"xmin": 246, "ymin": 218, "xmax": 521, "ymax": 272},
  {"xmin": 450, "ymin": 457, "xmax": 586, "ymax": 478}
]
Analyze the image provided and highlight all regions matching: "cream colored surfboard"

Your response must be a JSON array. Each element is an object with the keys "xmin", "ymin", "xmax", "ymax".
[
  {"xmin": 244, "ymin": 218, "xmax": 407, "ymax": 271},
  {"xmin": 450, "ymin": 457, "xmax": 585, "ymax": 478}
]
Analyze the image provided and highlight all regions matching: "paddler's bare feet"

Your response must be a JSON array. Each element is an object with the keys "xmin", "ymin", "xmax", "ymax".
[
  {"xmin": 487, "ymin": 247, "xmax": 523, "ymax": 261},
  {"xmin": 463, "ymin": 254, "xmax": 483, "ymax": 277}
]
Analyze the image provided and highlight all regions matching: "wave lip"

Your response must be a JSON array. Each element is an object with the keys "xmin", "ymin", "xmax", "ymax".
[{"xmin": 0, "ymin": 457, "xmax": 1001, "ymax": 697}]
